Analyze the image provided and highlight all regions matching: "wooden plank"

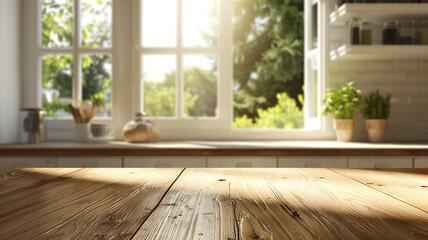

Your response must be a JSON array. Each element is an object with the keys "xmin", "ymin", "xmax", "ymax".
[
  {"xmin": 333, "ymin": 168, "xmax": 428, "ymax": 212},
  {"xmin": 1, "ymin": 168, "xmax": 428, "ymax": 239},
  {"xmin": 132, "ymin": 169, "xmax": 237, "ymax": 240},
  {"xmin": 226, "ymin": 169, "xmax": 320, "ymax": 240},
  {"xmin": 0, "ymin": 168, "xmax": 183, "ymax": 240},
  {"xmin": 227, "ymin": 169, "xmax": 428, "ymax": 240},
  {"xmin": 0, "ymin": 168, "xmax": 81, "ymax": 195}
]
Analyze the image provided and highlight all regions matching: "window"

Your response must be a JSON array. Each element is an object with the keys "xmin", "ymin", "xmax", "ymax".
[
  {"xmin": 139, "ymin": 0, "xmax": 220, "ymax": 119},
  {"xmin": 304, "ymin": 0, "xmax": 325, "ymax": 130},
  {"xmin": 232, "ymin": 0, "xmax": 304, "ymax": 130},
  {"xmin": 134, "ymin": 0, "xmax": 317, "ymax": 133},
  {"xmin": 25, "ymin": 0, "xmax": 328, "ymax": 140},
  {"xmin": 40, "ymin": 0, "xmax": 113, "ymax": 118}
]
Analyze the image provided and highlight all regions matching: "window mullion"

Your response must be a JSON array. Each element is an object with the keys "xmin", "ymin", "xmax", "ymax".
[
  {"xmin": 218, "ymin": 0, "xmax": 233, "ymax": 128},
  {"xmin": 74, "ymin": 0, "xmax": 82, "ymax": 103},
  {"xmin": 76, "ymin": 48, "xmax": 113, "ymax": 55},
  {"xmin": 177, "ymin": 0, "xmax": 183, "ymax": 119}
]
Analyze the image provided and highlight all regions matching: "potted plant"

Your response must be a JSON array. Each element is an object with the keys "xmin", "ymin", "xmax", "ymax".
[
  {"xmin": 322, "ymin": 82, "xmax": 362, "ymax": 142},
  {"xmin": 361, "ymin": 90, "xmax": 391, "ymax": 143}
]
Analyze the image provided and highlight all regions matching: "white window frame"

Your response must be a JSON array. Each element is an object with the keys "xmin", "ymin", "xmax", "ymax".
[
  {"xmin": 23, "ymin": 0, "xmax": 334, "ymax": 141},
  {"xmin": 305, "ymin": 0, "xmax": 324, "ymax": 130},
  {"xmin": 23, "ymin": 0, "xmax": 127, "ymax": 140},
  {"xmin": 131, "ymin": 0, "xmax": 233, "ymax": 132}
]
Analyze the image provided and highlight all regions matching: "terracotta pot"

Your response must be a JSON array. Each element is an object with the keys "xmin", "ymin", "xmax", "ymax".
[
  {"xmin": 334, "ymin": 119, "xmax": 355, "ymax": 142},
  {"xmin": 365, "ymin": 119, "xmax": 387, "ymax": 143}
]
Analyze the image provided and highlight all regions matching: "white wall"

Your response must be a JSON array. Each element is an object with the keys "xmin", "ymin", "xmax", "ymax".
[
  {"xmin": 0, "ymin": 0, "xmax": 21, "ymax": 143},
  {"xmin": 329, "ymin": 60, "xmax": 428, "ymax": 142}
]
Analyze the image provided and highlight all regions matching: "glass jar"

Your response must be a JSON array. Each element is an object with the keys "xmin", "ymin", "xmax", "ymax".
[
  {"xmin": 122, "ymin": 112, "xmax": 160, "ymax": 143},
  {"xmin": 350, "ymin": 17, "xmax": 361, "ymax": 45},
  {"xmin": 420, "ymin": 21, "xmax": 428, "ymax": 45},
  {"xmin": 360, "ymin": 21, "xmax": 373, "ymax": 45},
  {"xmin": 399, "ymin": 20, "xmax": 415, "ymax": 45},
  {"xmin": 383, "ymin": 21, "xmax": 399, "ymax": 45}
]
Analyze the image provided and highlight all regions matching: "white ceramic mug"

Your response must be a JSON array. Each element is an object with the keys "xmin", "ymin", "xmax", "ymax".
[{"xmin": 74, "ymin": 123, "xmax": 91, "ymax": 142}]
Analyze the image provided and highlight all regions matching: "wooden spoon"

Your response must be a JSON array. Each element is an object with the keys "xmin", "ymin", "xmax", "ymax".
[
  {"xmin": 68, "ymin": 104, "xmax": 79, "ymax": 124},
  {"xmin": 87, "ymin": 100, "xmax": 97, "ymax": 123}
]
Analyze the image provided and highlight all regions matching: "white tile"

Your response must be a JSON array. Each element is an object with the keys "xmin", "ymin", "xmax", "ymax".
[
  {"xmin": 392, "ymin": 84, "xmax": 419, "ymax": 95},
  {"xmin": 420, "ymin": 83, "xmax": 428, "ymax": 92},
  {"xmin": 355, "ymin": 72, "xmax": 383, "ymax": 83},
  {"xmin": 338, "ymin": 61, "xmax": 368, "ymax": 72},
  {"xmin": 368, "ymin": 61, "xmax": 394, "ymax": 71},
  {"xmin": 392, "ymin": 130, "xmax": 423, "ymax": 141},
  {"xmin": 395, "ymin": 61, "xmax": 420, "ymax": 72},
  {"xmin": 408, "ymin": 96, "xmax": 428, "ymax": 105},
  {"xmin": 328, "ymin": 72, "xmax": 354, "ymax": 84},
  {"xmin": 367, "ymin": 83, "xmax": 392, "ymax": 94},
  {"xmin": 381, "ymin": 72, "xmax": 407, "ymax": 83},
  {"xmin": 421, "ymin": 60, "xmax": 428, "ymax": 70},
  {"xmin": 407, "ymin": 73, "xmax": 428, "ymax": 83}
]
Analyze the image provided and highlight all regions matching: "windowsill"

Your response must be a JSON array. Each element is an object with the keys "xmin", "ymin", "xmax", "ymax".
[{"xmin": 1, "ymin": 141, "xmax": 428, "ymax": 156}]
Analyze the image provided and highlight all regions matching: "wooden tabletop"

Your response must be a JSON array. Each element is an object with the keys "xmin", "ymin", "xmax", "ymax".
[
  {"xmin": 2, "ymin": 141, "xmax": 428, "ymax": 156},
  {"xmin": 1, "ymin": 168, "xmax": 427, "ymax": 239}
]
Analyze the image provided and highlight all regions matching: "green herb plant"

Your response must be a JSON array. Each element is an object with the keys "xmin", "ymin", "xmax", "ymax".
[
  {"xmin": 361, "ymin": 90, "xmax": 391, "ymax": 119},
  {"xmin": 322, "ymin": 82, "xmax": 362, "ymax": 119}
]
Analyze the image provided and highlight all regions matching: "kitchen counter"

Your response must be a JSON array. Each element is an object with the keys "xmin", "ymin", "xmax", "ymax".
[
  {"xmin": 0, "ymin": 168, "xmax": 427, "ymax": 239},
  {"xmin": 2, "ymin": 141, "xmax": 428, "ymax": 156}
]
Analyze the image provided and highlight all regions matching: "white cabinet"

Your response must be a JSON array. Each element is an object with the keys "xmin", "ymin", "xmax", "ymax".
[
  {"xmin": 415, "ymin": 158, "xmax": 428, "ymax": 168},
  {"xmin": 207, "ymin": 157, "xmax": 277, "ymax": 168},
  {"xmin": 58, "ymin": 157, "xmax": 122, "ymax": 168},
  {"xmin": 0, "ymin": 157, "xmax": 58, "ymax": 168},
  {"xmin": 124, "ymin": 157, "xmax": 206, "ymax": 168},
  {"xmin": 348, "ymin": 157, "xmax": 412, "ymax": 169},
  {"xmin": 279, "ymin": 157, "xmax": 347, "ymax": 168}
]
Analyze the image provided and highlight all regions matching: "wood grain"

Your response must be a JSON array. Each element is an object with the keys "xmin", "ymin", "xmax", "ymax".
[
  {"xmin": 228, "ymin": 169, "xmax": 428, "ymax": 240},
  {"xmin": 1, "ymin": 168, "xmax": 428, "ymax": 240},
  {"xmin": 0, "ymin": 168, "xmax": 183, "ymax": 240},
  {"xmin": 333, "ymin": 168, "xmax": 428, "ymax": 213},
  {"xmin": 227, "ymin": 169, "xmax": 319, "ymax": 240},
  {"xmin": 132, "ymin": 169, "xmax": 237, "ymax": 240},
  {"xmin": 0, "ymin": 168, "xmax": 80, "ymax": 195}
]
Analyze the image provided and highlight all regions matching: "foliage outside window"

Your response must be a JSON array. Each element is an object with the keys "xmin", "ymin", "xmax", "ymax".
[
  {"xmin": 141, "ymin": 0, "xmax": 219, "ymax": 118},
  {"xmin": 41, "ymin": 0, "xmax": 112, "ymax": 117},
  {"xmin": 140, "ymin": 0, "xmax": 304, "ymax": 129},
  {"xmin": 39, "ymin": 0, "xmax": 306, "ymax": 130},
  {"xmin": 233, "ymin": 0, "xmax": 304, "ymax": 129}
]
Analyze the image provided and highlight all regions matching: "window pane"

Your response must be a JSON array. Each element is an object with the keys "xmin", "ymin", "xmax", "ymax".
[
  {"xmin": 183, "ymin": 0, "xmax": 218, "ymax": 47},
  {"xmin": 142, "ymin": 0, "xmax": 177, "ymax": 47},
  {"xmin": 312, "ymin": 3, "xmax": 318, "ymax": 49},
  {"xmin": 81, "ymin": 0, "xmax": 112, "ymax": 48},
  {"xmin": 310, "ymin": 70, "xmax": 318, "ymax": 117},
  {"xmin": 142, "ymin": 55, "xmax": 176, "ymax": 117},
  {"xmin": 183, "ymin": 55, "xmax": 218, "ymax": 117},
  {"xmin": 42, "ymin": 55, "xmax": 73, "ymax": 117},
  {"xmin": 82, "ymin": 54, "xmax": 112, "ymax": 117},
  {"xmin": 233, "ymin": 0, "xmax": 304, "ymax": 129},
  {"xmin": 42, "ymin": 0, "xmax": 73, "ymax": 48}
]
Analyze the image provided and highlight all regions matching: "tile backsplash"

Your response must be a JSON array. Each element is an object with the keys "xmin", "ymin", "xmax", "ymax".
[{"xmin": 329, "ymin": 60, "xmax": 428, "ymax": 142}]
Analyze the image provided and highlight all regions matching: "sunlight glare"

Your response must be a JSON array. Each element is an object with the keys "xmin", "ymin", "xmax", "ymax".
[
  {"xmin": 142, "ymin": 55, "xmax": 176, "ymax": 82},
  {"xmin": 142, "ymin": 0, "xmax": 177, "ymax": 47},
  {"xmin": 183, "ymin": 0, "xmax": 217, "ymax": 47}
]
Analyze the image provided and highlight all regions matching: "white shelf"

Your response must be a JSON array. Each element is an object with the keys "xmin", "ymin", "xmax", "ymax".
[
  {"xmin": 330, "ymin": 45, "xmax": 428, "ymax": 61},
  {"xmin": 330, "ymin": 3, "xmax": 428, "ymax": 25}
]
